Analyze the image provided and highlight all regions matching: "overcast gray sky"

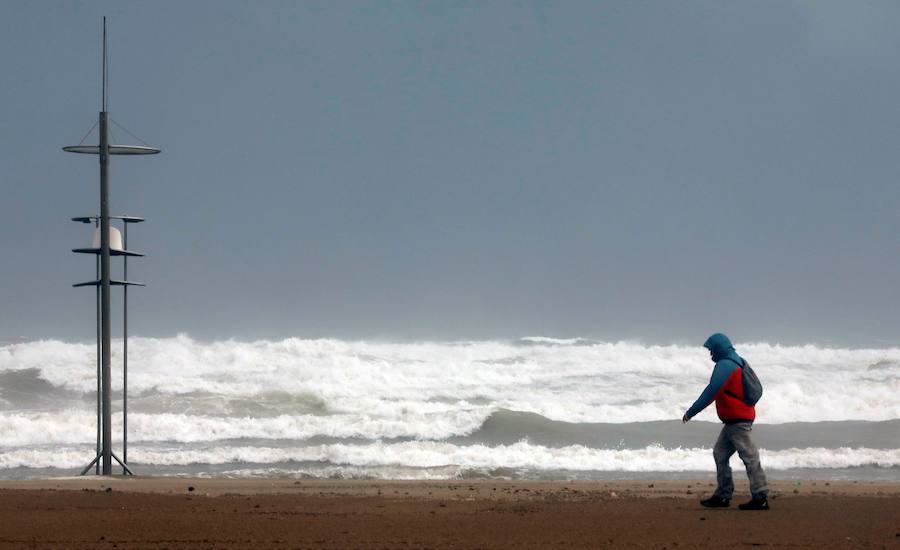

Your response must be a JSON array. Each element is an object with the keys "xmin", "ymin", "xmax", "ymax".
[{"xmin": 1, "ymin": 1, "xmax": 898, "ymax": 346}]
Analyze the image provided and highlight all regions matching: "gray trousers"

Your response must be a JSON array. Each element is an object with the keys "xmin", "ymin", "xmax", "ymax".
[{"xmin": 713, "ymin": 422, "xmax": 769, "ymax": 500}]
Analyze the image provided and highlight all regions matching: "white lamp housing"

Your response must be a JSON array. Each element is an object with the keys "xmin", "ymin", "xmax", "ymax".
[{"xmin": 91, "ymin": 226, "xmax": 125, "ymax": 251}]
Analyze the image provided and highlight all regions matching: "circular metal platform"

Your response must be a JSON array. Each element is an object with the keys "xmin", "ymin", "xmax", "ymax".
[{"xmin": 63, "ymin": 145, "xmax": 161, "ymax": 155}]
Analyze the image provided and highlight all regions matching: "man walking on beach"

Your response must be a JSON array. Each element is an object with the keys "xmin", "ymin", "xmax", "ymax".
[{"xmin": 682, "ymin": 333, "xmax": 769, "ymax": 510}]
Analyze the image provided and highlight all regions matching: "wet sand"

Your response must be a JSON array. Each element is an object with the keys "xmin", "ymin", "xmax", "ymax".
[{"xmin": 1, "ymin": 478, "xmax": 898, "ymax": 549}]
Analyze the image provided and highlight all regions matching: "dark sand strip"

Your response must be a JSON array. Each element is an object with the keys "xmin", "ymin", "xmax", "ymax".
[{"xmin": 1, "ymin": 479, "xmax": 898, "ymax": 549}]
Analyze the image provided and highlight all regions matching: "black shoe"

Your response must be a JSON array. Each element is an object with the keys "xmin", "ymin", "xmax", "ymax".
[
  {"xmin": 700, "ymin": 495, "xmax": 730, "ymax": 508},
  {"xmin": 738, "ymin": 497, "xmax": 769, "ymax": 510}
]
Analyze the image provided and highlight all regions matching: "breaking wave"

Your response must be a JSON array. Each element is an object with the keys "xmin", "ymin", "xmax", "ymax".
[
  {"xmin": 1, "ymin": 335, "xmax": 898, "ymax": 477},
  {"xmin": 1, "ymin": 442, "xmax": 898, "ymax": 473},
  {"xmin": 2, "ymin": 410, "xmax": 897, "ymax": 451},
  {"xmin": 2, "ymin": 335, "xmax": 898, "ymax": 424}
]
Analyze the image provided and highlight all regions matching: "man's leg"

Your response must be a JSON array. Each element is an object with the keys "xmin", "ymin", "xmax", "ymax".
[
  {"xmin": 731, "ymin": 422, "xmax": 769, "ymax": 499},
  {"xmin": 713, "ymin": 425, "xmax": 736, "ymax": 500}
]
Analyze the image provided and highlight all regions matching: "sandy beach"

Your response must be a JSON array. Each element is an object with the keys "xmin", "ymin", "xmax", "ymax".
[{"xmin": 1, "ymin": 478, "xmax": 898, "ymax": 549}]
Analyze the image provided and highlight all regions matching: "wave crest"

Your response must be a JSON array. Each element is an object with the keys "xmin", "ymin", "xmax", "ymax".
[{"xmin": 3, "ymin": 335, "xmax": 898, "ymax": 424}]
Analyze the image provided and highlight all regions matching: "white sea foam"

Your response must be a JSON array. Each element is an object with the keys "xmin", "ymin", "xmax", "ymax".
[
  {"xmin": 215, "ymin": 466, "xmax": 466, "ymax": 480},
  {"xmin": 1, "ymin": 336, "xmax": 898, "ymax": 426},
  {"xmin": 0, "ymin": 409, "xmax": 491, "ymax": 446},
  {"xmin": 3, "ymin": 336, "xmax": 897, "ymax": 477},
  {"xmin": 1, "ymin": 441, "xmax": 897, "ymax": 472}
]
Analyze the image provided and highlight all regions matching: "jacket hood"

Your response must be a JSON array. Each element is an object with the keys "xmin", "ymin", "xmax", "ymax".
[{"xmin": 703, "ymin": 333, "xmax": 740, "ymax": 363}]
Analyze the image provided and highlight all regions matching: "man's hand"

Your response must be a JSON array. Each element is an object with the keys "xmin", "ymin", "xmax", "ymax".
[{"xmin": 682, "ymin": 413, "xmax": 690, "ymax": 423}]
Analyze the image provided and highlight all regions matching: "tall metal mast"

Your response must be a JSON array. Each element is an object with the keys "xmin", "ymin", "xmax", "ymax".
[
  {"xmin": 65, "ymin": 17, "xmax": 157, "ymax": 476},
  {"xmin": 98, "ymin": 17, "xmax": 112, "ymax": 475}
]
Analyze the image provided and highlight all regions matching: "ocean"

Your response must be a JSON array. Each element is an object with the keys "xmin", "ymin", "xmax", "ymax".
[{"xmin": 1, "ymin": 336, "xmax": 898, "ymax": 480}]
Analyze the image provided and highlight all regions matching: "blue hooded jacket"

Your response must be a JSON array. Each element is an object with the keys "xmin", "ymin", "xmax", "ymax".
[{"xmin": 685, "ymin": 333, "xmax": 749, "ymax": 420}]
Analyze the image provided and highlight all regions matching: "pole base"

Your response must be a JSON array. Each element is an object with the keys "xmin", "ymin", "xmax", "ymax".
[{"xmin": 79, "ymin": 451, "xmax": 134, "ymax": 476}]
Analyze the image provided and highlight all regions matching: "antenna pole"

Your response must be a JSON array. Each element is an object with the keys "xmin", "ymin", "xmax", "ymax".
[
  {"xmin": 99, "ymin": 16, "xmax": 113, "ymax": 476},
  {"xmin": 123, "ymin": 222, "xmax": 128, "ymax": 474},
  {"xmin": 95, "ymin": 219, "xmax": 101, "ymax": 474},
  {"xmin": 102, "ymin": 17, "xmax": 107, "ymax": 112}
]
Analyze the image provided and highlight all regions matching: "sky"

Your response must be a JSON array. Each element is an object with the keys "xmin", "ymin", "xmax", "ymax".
[{"xmin": 1, "ymin": 1, "xmax": 898, "ymax": 346}]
